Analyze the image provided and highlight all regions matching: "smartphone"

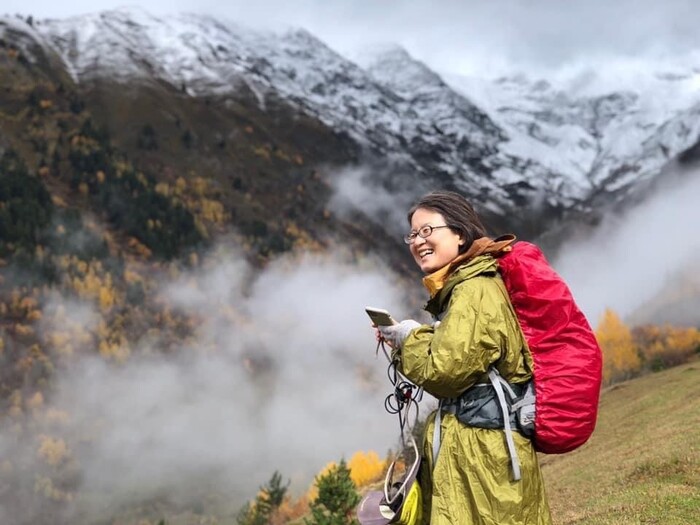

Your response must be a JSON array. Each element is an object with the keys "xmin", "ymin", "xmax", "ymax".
[{"xmin": 365, "ymin": 307, "xmax": 398, "ymax": 326}]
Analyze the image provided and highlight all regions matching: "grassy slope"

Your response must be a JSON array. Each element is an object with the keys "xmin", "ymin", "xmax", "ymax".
[{"xmin": 541, "ymin": 360, "xmax": 700, "ymax": 524}]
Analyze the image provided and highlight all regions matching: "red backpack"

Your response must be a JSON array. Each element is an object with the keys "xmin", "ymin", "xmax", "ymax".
[{"xmin": 498, "ymin": 241, "xmax": 603, "ymax": 454}]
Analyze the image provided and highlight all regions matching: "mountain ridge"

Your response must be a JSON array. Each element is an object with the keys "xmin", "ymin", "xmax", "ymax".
[
  {"xmin": 2, "ymin": 8, "xmax": 700, "ymax": 291},
  {"xmin": 18, "ymin": 7, "xmax": 700, "ymax": 236}
]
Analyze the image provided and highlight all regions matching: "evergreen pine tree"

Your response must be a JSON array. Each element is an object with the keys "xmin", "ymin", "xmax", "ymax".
[
  {"xmin": 306, "ymin": 460, "xmax": 360, "ymax": 525},
  {"xmin": 236, "ymin": 471, "xmax": 290, "ymax": 525},
  {"xmin": 265, "ymin": 471, "xmax": 289, "ymax": 509}
]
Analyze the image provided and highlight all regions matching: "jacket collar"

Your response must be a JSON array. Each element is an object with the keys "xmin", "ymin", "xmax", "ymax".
[{"xmin": 422, "ymin": 235, "xmax": 516, "ymax": 315}]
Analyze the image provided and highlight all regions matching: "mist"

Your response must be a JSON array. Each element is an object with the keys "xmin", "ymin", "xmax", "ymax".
[
  {"xmin": 328, "ymin": 166, "xmax": 423, "ymax": 239},
  {"xmin": 554, "ymin": 166, "xmax": 700, "ymax": 327},
  {"xmin": 0, "ymin": 243, "xmax": 422, "ymax": 523}
]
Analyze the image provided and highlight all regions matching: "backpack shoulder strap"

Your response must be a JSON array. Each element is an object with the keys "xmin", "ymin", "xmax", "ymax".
[{"xmin": 488, "ymin": 368, "xmax": 522, "ymax": 481}]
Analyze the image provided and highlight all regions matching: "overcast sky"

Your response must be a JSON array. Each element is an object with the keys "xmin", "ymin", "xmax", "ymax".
[{"xmin": 4, "ymin": 0, "xmax": 700, "ymax": 78}]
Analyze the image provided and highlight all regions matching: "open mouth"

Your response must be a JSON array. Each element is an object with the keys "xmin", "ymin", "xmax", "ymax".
[{"xmin": 418, "ymin": 249, "xmax": 434, "ymax": 260}]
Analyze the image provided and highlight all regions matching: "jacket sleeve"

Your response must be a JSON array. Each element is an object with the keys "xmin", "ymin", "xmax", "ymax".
[{"xmin": 397, "ymin": 277, "xmax": 509, "ymax": 399}]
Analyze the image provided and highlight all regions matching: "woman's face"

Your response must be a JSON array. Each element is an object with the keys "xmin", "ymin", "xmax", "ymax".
[{"xmin": 408, "ymin": 208, "xmax": 464, "ymax": 274}]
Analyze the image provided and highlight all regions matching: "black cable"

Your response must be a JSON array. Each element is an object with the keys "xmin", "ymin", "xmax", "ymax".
[{"xmin": 376, "ymin": 339, "xmax": 424, "ymax": 443}]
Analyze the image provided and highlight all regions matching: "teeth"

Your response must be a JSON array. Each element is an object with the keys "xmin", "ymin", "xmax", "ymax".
[{"xmin": 419, "ymin": 249, "xmax": 433, "ymax": 258}]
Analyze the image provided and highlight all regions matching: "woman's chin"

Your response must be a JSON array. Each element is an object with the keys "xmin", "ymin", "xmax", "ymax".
[
  {"xmin": 414, "ymin": 254, "xmax": 442, "ymax": 274},
  {"xmin": 419, "ymin": 261, "xmax": 437, "ymax": 274}
]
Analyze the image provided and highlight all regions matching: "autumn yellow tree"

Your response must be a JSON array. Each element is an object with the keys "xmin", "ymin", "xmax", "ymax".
[
  {"xmin": 633, "ymin": 324, "xmax": 700, "ymax": 371},
  {"xmin": 348, "ymin": 450, "xmax": 386, "ymax": 488},
  {"xmin": 595, "ymin": 308, "xmax": 641, "ymax": 384}
]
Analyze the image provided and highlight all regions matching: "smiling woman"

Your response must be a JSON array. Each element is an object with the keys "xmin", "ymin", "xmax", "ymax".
[{"xmin": 371, "ymin": 190, "xmax": 552, "ymax": 525}]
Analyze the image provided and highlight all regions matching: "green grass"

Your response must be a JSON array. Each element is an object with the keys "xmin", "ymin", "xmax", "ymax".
[{"xmin": 541, "ymin": 361, "xmax": 700, "ymax": 524}]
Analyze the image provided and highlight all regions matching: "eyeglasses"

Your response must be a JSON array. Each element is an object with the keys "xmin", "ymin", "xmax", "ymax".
[{"xmin": 403, "ymin": 225, "xmax": 451, "ymax": 244}]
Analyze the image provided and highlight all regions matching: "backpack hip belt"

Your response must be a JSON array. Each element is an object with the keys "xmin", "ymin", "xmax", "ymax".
[
  {"xmin": 441, "ymin": 378, "xmax": 534, "ymax": 437},
  {"xmin": 433, "ymin": 368, "xmax": 536, "ymax": 481}
]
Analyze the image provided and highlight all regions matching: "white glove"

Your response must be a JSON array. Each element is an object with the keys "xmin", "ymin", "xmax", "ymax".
[{"xmin": 378, "ymin": 320, "xmax": 421, "ymax": 349}]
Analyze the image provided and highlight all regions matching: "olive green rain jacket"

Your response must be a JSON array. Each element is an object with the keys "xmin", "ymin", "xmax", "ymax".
[{"xmin": 397, "ymin": 253, "xmax": 552, "ymax": 525}]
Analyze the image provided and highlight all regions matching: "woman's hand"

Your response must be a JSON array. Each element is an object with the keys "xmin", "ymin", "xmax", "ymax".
[
  {"xmin": 373, "ymin": 325, "xmax": 387, "ymax": 341},
  {"xmin": 376, "ymin": 320, "xmax": 421, "ymax": 349}
]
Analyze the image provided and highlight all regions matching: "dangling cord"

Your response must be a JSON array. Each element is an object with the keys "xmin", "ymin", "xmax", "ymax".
[
  {"xmin": 375, "ymin": 338, "xmax": 392, "ymax": 362},
  {"xmin": 378, "ymin": 339, "xmax": 423, "ymax": 448},
  {"xmin": 374, "ymin": 338, "xmax": 423, "ymax": 501}
]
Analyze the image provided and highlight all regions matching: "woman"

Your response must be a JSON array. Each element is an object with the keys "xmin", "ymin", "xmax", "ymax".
[{"xmin": 377, "ymin": 191, "xmax": 552, "ymax": 525}]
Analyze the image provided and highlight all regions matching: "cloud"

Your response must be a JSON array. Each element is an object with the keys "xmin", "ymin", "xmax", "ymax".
[
  {"xmin": 328, "ymin": 165, "xmax": 421, "ymax": 239},
  {"xmin": 553, "ymin": 166, "xmax": 700, "ymax": 327},
  {"xmin": 0, "ymin": 242, "xmax": 420, "ymax": 523}
]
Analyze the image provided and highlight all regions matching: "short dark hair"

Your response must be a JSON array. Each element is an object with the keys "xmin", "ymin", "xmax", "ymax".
[{"xmin": 407, "ymin": 191, "xmax": 487, "ymax": 253}]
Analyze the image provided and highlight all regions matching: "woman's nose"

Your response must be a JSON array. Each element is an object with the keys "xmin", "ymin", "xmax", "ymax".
[{"xmin": 414, "ymin": 235, "xmax": 427, "ymax": 247}]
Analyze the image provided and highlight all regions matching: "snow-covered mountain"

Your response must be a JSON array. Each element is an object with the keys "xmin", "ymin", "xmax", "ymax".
[{"xmin": 7, "ymin": 6, "xmax": 700, "ymax": 227}]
